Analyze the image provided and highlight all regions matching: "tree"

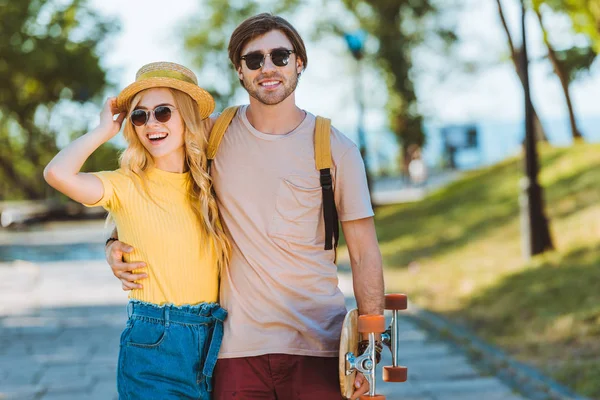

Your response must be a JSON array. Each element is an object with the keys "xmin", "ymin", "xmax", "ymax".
[
  {"xmin": 534, "ymin": 7, "xmax": 581, "ymax": 140},
  {"xmin": 182, "ymin": 0, "xmax": 457, "ymax": 174},
  {"xmin": 334, "ymin": 0, "xmax": 458, "ymax": 173},
  {"xmin": 0, "ymin": 0, "xmax": 119, "ymax": 200},
  {"xmin": 495, "ymin": 0, "xmax": 549, "ymax": 142},
  {"xmin": 532, "ymin": 1, "xmax": 598, "ymax": 141},
  {"xmin": 182, "ymin": 0, "xmax": 300, "ymax": 111}
]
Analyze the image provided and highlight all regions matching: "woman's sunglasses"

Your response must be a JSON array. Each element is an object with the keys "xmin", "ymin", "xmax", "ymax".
[
  {"xmin": 241, "ymin": 49, "xmax": 295, "ymax": 71},
  {"xmin": 130, "ymin": 106, "xmax": 177, "ymax": 127}
]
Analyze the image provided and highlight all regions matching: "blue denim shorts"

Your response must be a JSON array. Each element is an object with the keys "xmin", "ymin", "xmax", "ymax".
[{"xmin": 117, "ymin": 300, "xmax": 227, "ymax": 400}]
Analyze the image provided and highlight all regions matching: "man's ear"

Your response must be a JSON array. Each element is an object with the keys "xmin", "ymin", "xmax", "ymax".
[
  {"xmin": 237, "ymin": 66, "xmax": 244, "ymax": 80},
  {"xmin": 297, "ymin": 59, "xmax": 304, "ymax": 76}
]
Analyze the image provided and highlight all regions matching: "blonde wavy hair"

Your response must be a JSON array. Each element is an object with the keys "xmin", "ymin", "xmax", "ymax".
[{"xmin": 119, "ymin": 88, "xmax": 230, "ymax": 272}]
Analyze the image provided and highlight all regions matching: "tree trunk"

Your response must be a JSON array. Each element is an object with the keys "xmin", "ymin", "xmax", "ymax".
[
  {"xmin": 495, "ymin": 0, "xmax": 549, "ymax": 142},
  {"xmin": 535, "ymin": 8, "xmax": 583, "ymax": 141}
]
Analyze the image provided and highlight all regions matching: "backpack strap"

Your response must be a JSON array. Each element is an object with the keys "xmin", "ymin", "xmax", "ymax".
[
  {"xmin": 315, "ymin": 116, "xmax": 339, "ymax": 251},
  {"xmin": 207, "ymin": 106, "xmax": 240, "ymax": 173}
]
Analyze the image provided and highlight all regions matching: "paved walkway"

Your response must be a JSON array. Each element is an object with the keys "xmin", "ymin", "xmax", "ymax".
[
  {"xmin": 0, "ymin": 221, "xmax": 534, "ymax": 399},
  {"xmin": 0, "ymin": 259, "xmax": 529, "ymax": 400}
]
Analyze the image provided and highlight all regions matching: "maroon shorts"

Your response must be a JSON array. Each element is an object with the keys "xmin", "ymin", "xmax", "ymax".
[{"xmin": 213, "ymin": 354, "xmax": 344, "ymax": 400}]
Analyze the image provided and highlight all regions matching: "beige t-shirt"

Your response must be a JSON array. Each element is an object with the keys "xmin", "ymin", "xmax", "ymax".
[{"xmin": 213, "ymin": 105, "xmax": 374, "ymax": 358}]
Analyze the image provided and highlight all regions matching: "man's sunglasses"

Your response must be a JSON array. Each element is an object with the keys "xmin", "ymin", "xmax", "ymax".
[
  {"xmin": 130, "ymin": 106, "xmax": 178, "ymax": 127},
  {"xmin": 241, "ymin": 49, "xmax": 295, "ymax": 70}
]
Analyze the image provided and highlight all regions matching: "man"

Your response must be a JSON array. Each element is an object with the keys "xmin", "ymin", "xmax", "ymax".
[{"xmin": 106, "ymin": 13, "xmax": 384, "ymax": 400}]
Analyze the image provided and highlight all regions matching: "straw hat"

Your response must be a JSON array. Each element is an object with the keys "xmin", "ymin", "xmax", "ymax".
[{"xmin": 116, "ymin": 62, "xmax": 215, "ymax": 119}]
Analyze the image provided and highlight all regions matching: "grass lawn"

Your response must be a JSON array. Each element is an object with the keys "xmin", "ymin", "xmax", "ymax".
[{"xmin": 361, "ymin": 142, "xmax": 600, "ymax": 397}]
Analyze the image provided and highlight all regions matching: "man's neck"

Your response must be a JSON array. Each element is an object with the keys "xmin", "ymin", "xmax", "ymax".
[{"xmin": 246, "ymin": 95, "xmax": 305, "ymax": 135}]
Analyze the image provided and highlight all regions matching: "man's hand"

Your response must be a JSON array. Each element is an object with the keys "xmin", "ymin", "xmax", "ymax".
[
  {"xmin": 350, "ymin": 373, "xmax": 370, "ymax": 399},
  {"xmin": 105, "ymin": 240, "xmax": 147, "ymax": 290}
]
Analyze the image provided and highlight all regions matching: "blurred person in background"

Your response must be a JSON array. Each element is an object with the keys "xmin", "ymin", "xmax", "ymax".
[{"xmin": 407, "ymin": 144, "xmax": 428, "ymax": 186}]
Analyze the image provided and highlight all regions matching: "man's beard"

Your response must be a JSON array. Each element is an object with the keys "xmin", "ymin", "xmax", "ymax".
[{"xmin": 244, "ymin": 72, "xmax": 299, "ymax": 105}]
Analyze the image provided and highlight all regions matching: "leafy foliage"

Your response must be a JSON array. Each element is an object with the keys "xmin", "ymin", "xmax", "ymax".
[
  {"xmin": 553, "ymin": 45, "xmax": 598, "ymax": 82},
  {"xmin": 534, "ymin": 0, "xmax": 600, "ymax": 53},
  {"xmin": 182, "ymin": 0, "xmax": 457, "ymax": 172},
  {"xmin": 336, "ymin": 0, "xmax": 457, "ymax": 169},
  {"xmin": 0, "ymin": 0, "xmax": 119, "ymax": 199}
]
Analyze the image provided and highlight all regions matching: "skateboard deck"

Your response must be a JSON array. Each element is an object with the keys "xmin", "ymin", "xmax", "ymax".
[{"xmin": 339, "ymin": 308, "xmax": 359, "ymax": 399}]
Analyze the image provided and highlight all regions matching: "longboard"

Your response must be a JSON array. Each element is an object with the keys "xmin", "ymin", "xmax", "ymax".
[{"xmin": 339, "ymin": 294, "xmax": 409, "ymax": 400}]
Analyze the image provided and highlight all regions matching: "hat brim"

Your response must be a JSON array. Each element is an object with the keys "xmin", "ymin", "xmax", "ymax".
[{"xmin": 116, "ymin": 77, "xmax": 215, "ymax": 120}]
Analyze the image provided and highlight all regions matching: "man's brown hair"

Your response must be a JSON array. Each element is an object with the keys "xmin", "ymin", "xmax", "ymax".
[{"xmin": 228, "ymin": 13, "xmax": 308, "ymax": 72}]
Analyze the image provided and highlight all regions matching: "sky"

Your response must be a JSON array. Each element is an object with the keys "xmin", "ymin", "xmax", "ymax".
[{"xmin": 89, "ymin": 0, "xmax": 600, "ymax": 150}]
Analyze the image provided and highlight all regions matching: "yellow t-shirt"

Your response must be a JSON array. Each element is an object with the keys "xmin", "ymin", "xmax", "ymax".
[{"xmin": 86, "ymin": 168, "xmax": 219, "ymax": 306}]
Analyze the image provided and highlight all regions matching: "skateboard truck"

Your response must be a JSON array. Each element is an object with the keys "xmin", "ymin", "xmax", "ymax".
[
  {"xmin": 381, "ymin": 294, "xmax": 409, "ymax": 384},
  {"xmin": 345, "ymin": 316, "xmax": 383, "ymax": 398},
  {"xmin": 342, "ymin": 294, "xmax": 408, "ymax": 400}
]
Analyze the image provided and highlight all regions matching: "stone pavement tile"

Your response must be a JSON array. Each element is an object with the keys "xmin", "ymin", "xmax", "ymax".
[
  {"xmin": 401, "ymin": 343, "xmax": 457, "ymax": 360},
  {"xmin": 386, "ymin": 397, "xmax": 434, "ymax": 400},
  {"xmin": 89, "ymin": 332, "xmax": 121, "ymax": 348},
  {"xmin": 398, "ymin": 326, "xmax": 428, "ymax": 343},
  {"xmin": 0, "ymin": 384, "xmax": 42, "ymax": 400},
  {"xmin": 36, "ymin": 365, "xmax": 94, "ymax": 391},
  {"xmin": 1, "ymin": 369, "xmax": 41, "ymax": 386},
  {"xmin": 52, "ymin": 317, "xmax": 123, "ymax": 331},
  {"xmin": 41, "ymin": 381, "xmax": 92, "ymax": 398},
  {"xmin": 0, "ymin": 326, "xmax": 21, "ymax": 341},
  {"xmin": 31, "ymin": 344, "xmax": 93, "ymax": 364},
  {"xmin": 43, "ymin": 334, "xmax": 110, "ymax": 356},
  {"xmin": 407, "ymin": 355, "xmax": 481, "ymax": 381},
  {"xmin": 0, "ymin": 357, "xmax": 44, "ymax": 385},
  {"xmin": 438, "ymin": 391, "xmax": 528, "ymax": 400},
  {"xmin": 378, "ymin": 378, "xmax": 432, "ymax": 399},
  {"xmin": 87, "ymin": 379, "xmax": 119, "ymax": 400},
  {"xmin": 52, "ymin": 328, "xmax": 122, "ymax": 353},
  {"xmin": 86, "ymin": 350, "xmax": 120, "ymax": 367},
  {"xmin": 1, "ymin": 315, "xmax": 62, "ymax": 334},
  {"xmin": 0, "ymin": 334, "xmax": 11, "ymax": 348},
  {"xmin": 39, "ymin": 389, "xmax": 94, "ymax": 400},
  {"xmin": 0, "ymin": 341, "xmax": 30, "ymax": 357},
  {"xmin": 0, "ymin": 393, "xmax": 39, "ymax": 400},
  {"xmin": 422, "ymin": 376, "xmax": 516, "ymax": 395},
  {"xmin": 84, "ymin": 362, "xmax": 117, "ymax": 382},
  {"xmin": 37, "ymin": 307, "xmax": 92, "ymax": 319},
  {"xmin": 39, "ymin": 394, "xmax": 86, "ymax": 400}
]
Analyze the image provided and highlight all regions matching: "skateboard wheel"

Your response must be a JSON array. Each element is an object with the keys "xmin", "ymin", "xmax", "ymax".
[
  {"xmin": 357, "ymin": 315, "xmax": 386, "ymax": 334},
  {"xmin": 383, "ymin": 366, "xmax": 408, "ymax": 382},
  {"xmin": 359, "ymin": 395, "xmax": 385, "ymax": 400},
  {"xmin": 384, "ymin": 294, "xmax": 408, "ymax": 310}
]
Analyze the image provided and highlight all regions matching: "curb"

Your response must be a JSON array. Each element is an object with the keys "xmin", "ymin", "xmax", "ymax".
[{"xmin": 405, "ymin": 303, "xmax": 591, "ymax": 400}]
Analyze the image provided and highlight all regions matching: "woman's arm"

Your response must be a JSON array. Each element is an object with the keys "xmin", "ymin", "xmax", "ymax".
[{"xmin": 44, "ymin": 98, "xmax": 126, "ymax": 205}]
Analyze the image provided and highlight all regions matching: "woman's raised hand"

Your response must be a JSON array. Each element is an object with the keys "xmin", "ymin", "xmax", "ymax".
[{"xmin": 98, "ymin": 97, "xmax": 127, "ymax": 138}]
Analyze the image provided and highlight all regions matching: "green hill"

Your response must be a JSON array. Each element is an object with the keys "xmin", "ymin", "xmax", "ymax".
[{"xmin": 375, "ymin": 143, "xmax": 600, "ymax": 397}]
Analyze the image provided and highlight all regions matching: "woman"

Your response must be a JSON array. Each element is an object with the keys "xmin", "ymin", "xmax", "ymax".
[{"xmin": 44, "ymin": 62, "xmax": 229, "ymax": 399}]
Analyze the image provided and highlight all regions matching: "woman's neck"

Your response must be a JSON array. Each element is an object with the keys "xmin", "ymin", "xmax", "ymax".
[{"xmin": 153, "ymin": 151, "xmax": 187, "ymax": 173}]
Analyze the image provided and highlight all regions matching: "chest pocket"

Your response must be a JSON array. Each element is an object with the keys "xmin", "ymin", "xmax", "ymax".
[{"xmin": 269, "ymin": 176, "xmax": 324, "ymax": 243}]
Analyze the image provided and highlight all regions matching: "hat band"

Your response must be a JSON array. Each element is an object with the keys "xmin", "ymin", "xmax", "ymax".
[{"xmin": 137, "ymin": 70, "xmax": 196, "ymax": 85}]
